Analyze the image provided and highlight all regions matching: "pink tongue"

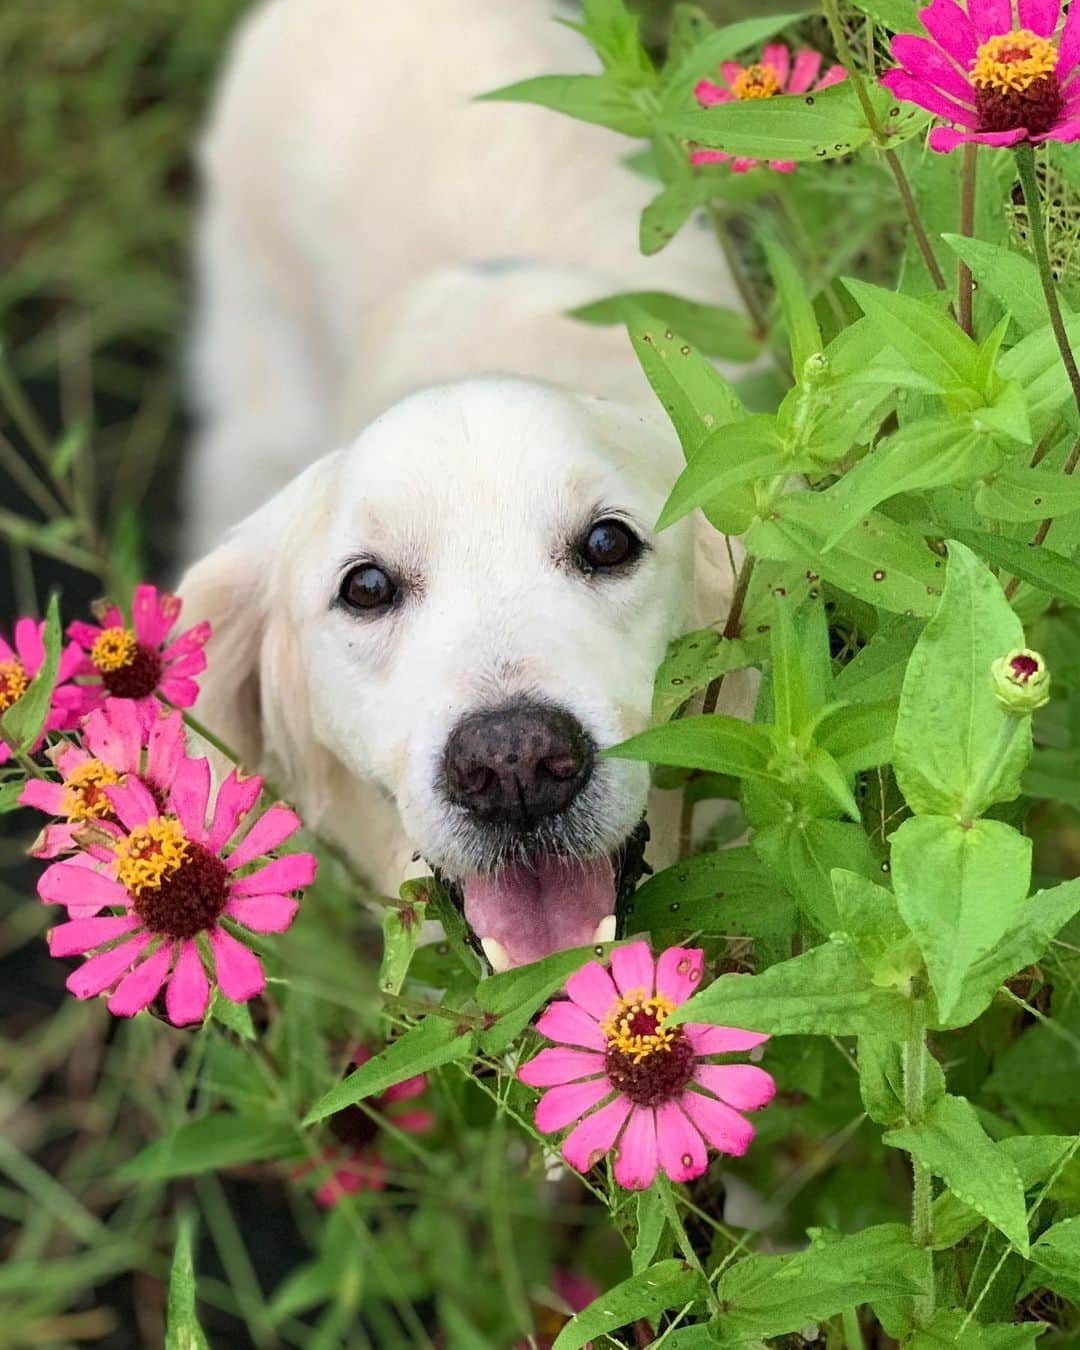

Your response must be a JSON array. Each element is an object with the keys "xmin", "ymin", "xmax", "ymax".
[{"xmin": 462, "ymin": 856, "xmax": 616, "ymax": 968}]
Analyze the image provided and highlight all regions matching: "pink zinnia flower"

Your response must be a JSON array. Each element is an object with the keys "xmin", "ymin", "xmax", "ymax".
[
  {"xmin": 518, "ymin": 941, "xmax": 774, "ymax": 1191},
  {"xmin": 69, "ymin": 582, "xmax": 210, "ymax": 714},
  {"xmin": 37, "ymin": 755, "xmax": 315, "ymax": 1026},
  {"xmin": 881, "ymin": 0, "xmax": 1080, "ymax": 150},
  {"xmin": 690, "ymin": 43, "xmax": 846, "ymax": 172},
  {"xmin": 0, "ymin": 618, "xmax": 86, "ymax": 764},
  {"xmin": 20, "ymin": 700, "xmax": 187, "ymax": 858},
  {"xmin": 303, "ymin": 1048, "xmax": 434, "ymax": 1206}
]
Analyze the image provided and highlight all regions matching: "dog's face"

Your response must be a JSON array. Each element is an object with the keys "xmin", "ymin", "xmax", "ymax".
[{"xmin": 181, "ymin": 378, "xmax": 703, "ymax": 969}]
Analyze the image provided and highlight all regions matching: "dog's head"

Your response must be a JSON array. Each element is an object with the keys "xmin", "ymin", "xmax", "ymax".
[{"xmin": 180, "ymin": 377, "xmax": 732, "ymax": 968}]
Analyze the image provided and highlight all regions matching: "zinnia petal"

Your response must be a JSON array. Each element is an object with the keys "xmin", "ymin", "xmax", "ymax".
[
  {"xmin": 680, "ymin": 1089, "xmax": 755, "ymax": 1157},
  {"xmin": 920, "ymin": 0, "xmax": 978, "ymax": 65},
  {"xmin": 1033, "ymin": 115, "xmax": 1080, "ymax": 141},
  {"xmin": 609, "ymin": 940, "xmax": 654, "ymax": 998},
  {"xmin": 534, "ymin": 1078, "xmax": 611, "ymax": 1134},
  {"xmin": 228, "ymin": 852, "xmax": 317, "ymax": 897},
  {"xmin": 613, "ymin": 1107, "xmax": 659, "ymax": 1190},
  {"xmin": 880, "ymin": 69, "xmax": 977, "ymax": 124},
  {"xmin": 685, "ymin": 1023, "xmax": 768, "ymax": 1055},
  {"xmin": 104, "ymin": 778, "xmax": 159, "ymax": 832},
  {"xmin": 762, "ymin": 42, "xmax": 791, "ymax": 88},
  {"xmin": 1060, "ymin": 0, "xmax": 1080, "ymax": 72},
  {"xmin": 969, "ymin": 0, "xmax": 1015, "ymax": 41},
  {"xmin": 656, "ymin": 1100, "xmax": 709, "ymax": 1183},
  {"xmin": 146, "ymin": 709, "xmax": 187, "ymax": 787},
  {"xmin": 67, "ymin": 932, "xmax": 153, "ymax": 998},
  {"xmin": 654, "ymin": 946, "xmax": 704, "ymax": 1004},
  {"xmin": 225, "ymin": 894, "xmax": 299, "ymax": 933},
  {"xmin": 518, "ymin": 1047, "xmax": 607, "ymax": 1087},
  {"xmin": 49, "ymin": 914, "xmax": 141, "ymax": 956},
  {"xmin": 166, "ymin": 939, "xmax": 211, "ymax": 1025},
  {"xmin": 107, "ymin": 939, "xmax": 175, "ymax": 1016},
  {"xmin": 84, "ymin": 698, "xmax": 142, "ymax": 773},
  {"xmin": 565, "ymin": 959, "xmax": 619, "ymax": 1020},
  {"xmin": 928, "ymin": 123, "xmax": 1027, "ymax": 148},
  {"xmin": 133, "ymin": 584, "xmax": 181, "ymax": 648},
  {"xmin": 19, "ymin": 779, "xmax": 67, "ymax": 815},
  {"xmin": 1017, "ymin": 0, "xmax": 1061, "ymax": 37},
  {"xmin": 209, "ymin": 926, "xmax": 266, "ymax": 1003},
  {"xmin": 694, "ymin": 78, "xmax": 731, "ymax": 106},
  {"xmin": 787, "ymin": 48, "xmax": 824, "ymax": 94},
  {"xmin": 381, "ymin": 1074, "xmax": 428, "ymax": 1104},
  {"xmin": 226, "ymin": 804, "xmax": 302, "ymax": 870},
  {"xmin": 13, "ymin": 618, "xmax": 44, "ymax": 674},
  {"xmin": 694, "ymin": 1063, "xmax": 776, "ymax": 1112},
  {"xmin": 690, "ymin": 149, "xmax": 731, "ymax": 164},
  {"xmin": 391, "ymin": 1108, "xmax": 436, "ymax": 1133},
  {"xmin": 535, "ymin": 999, "xmax": 606, "ymax": 1051},
  {"xmin": 891, "ymin": 33, "xmax": 974, "ymax": 102},
  {"xmin": 157, "ymin": 676, "xmax": 201, "ymax": 708},
  {"xmin": 170, "ymin": 755, "xmax": 212, "ymax": 841},
  {"xmin": 561, "ymin": 1095, "xmax": 631, "ymax": 1172},
  {"xmin": 161, "ymin": 620, "xmax": 211, "ymax": 663},
  {"xmin": 38, "ymin": 861, "xmax": 128, "ymax": 911},
  {"xmin": 206, "ymin": 770, "xmax": 263, "ymax": 852}
]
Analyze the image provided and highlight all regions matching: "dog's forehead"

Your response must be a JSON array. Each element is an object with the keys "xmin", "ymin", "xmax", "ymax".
[{"xmin": 331, "ymin": 379, "xmax": 674, "ymax": 530}]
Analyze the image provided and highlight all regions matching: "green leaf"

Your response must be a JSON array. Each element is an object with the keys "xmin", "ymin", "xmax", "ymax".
[
  {"xmin": 379, "ymin": 880, "xmax": 429, "ymax": 998},
  {"xmin": 674, "ymin": 937, "xmax": 914, "ymax": 1038},
  {"xmin": 606, "ymin": 714, "xmax": 776, "ymax": 779},
  {"xmin": 858, "ymin": 1035, "xmax": 944, "ymax": 1127},
  {"xmin": 0, "ymin": 780, "xmax": 25, "ymax": 813},
  {"xmin": 165, "ymin": 1212, "xmax": 210, "ymax": 1350},
  {"xmin": 832, "ymin": 869, "xmax": 920, "ymax": 988},
  {"xmin": 571, "ymin": 291, "xmax": 757, "ymax": 361},
  {"xmin": 709, "ymin": 1225, "xmax": 931, "ymax": 1344},
  {"xmin": 628, "ymin": 315, "xmax": 747, "ymax": 456},
  {"xmin": 893, "ymin": 540, "xmax": 1028, "ymax": 818},
  {"xmin": 652, "ymin": 629, "xmax": 754, "ymax": 721},
  {"xmin": 906, "ymin": 1309, "xmax": 1047, "ymax": 1348},
  {"xmin": 656, "ymin": 417, "xmax": 788, "ymax": 529},
  {"xmin": 1, "ymin": 593, "xmax": 61, "ymax": 751},
  {"xmin": 209, "ymin": 988, "xmax": 254, "ymax": 1040},
  {"xmin": 121, "ymin": 1114, "xmax": 299, "ymax": 1181},
  {"xmin": 662, "ymin": 80, "xmax": 876, "ymax": 163},
  {"xmin": 576, "ymin": 0, "xmax": 654, "ymax": 80},
  {"xmin": 477, "ymin": 944, "xmax": 613, "ymax": 1053},
  {"xmin": 632, "ymin": 1188, "xmax": 667, "ymax": 1274},
  {"xmin": 764, "ymin": 236, "xmax": 822, "ymax": 374},
  {"xmin": 769, "ymin": 594, "xmax": 817, "ymax": 739},
  {"xmin": 478, "ymin": 74, "xmax": 652, "ymax": 137},
  {"xmin": 998, "ymin": 312, "xmax": 1080, "ymax": 434},
  {"xmin": 939, "ymin": 234, "xmax": 1055, "ymax": 335},
  {"xmin": 815, "ymin": 698, "xmax": 897, "ymax": 774},
  {"xmin": 951, "ymin": 526, "xmax": 1080, "ymax": 607},
  {"xmin": 933, "ymin": 1135, "xmax": 1080, "ymax": 1248},
  {"xmin": 551, "ymin": 1260, "xmax": 706, "ymax": 1350},
  {"xmin": 1030, "ymin": 1216, "xmax": 1080, "ymax": 1302},
  {"xmin": 818, "ymin": 421, "xmax": 999, "ymax": 550},
  {"xmin": 746, "ymin": 494, "xmax": 946, "ymax": 617},
  {"xmin": 943, "ymin": 873, "xmax": 1080, "ymax": 1027},
  {"xmin": 303, "ymin": 1017, "xmax": 476, "ymax": 1125},
  {"xmin": 975, "ymin": 464, "xmax": 1080, "ymax": 522},
  {"xmin": 756, "ymin": 819, "xmax": 882, "ymax": 935},
  {"xmin": 891, "ymin": 814, "xmax": 1031, "ymax": 1022},
  {"xmin": 846, "ymin": 0, "xmax": 924, "ymax": 30},
  {"xmin": 884, "ymin": 1094, "xmax": 1030, "ymax": 1254},
  {"xmin": 51, "ymin": 421, "xmax": 88, "ymax": 477},
  {"xmin": 833, "ymin": 618, "xmax": 923, "ymax": 704},
  {"xmin": 843, "ymin": 278, "xmax": 981, "ymax": 393}
]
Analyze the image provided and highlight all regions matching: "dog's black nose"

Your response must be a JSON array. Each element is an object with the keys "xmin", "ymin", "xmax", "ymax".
[{"xmin": 443, "ymin": 704, "xmax": 594, "ymax": 825}]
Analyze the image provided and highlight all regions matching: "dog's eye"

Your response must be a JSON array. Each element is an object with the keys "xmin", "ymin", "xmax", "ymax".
[
  {"xmin": 577, "ymin": 519, "xmax": 641, "ymax": 572},
  {"xmin": 339, "ymin": 563, "xmax": 398, "ymax": 612}
]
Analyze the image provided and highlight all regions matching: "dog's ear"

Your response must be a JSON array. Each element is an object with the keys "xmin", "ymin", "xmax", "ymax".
[{"xmin": 177, "ymin": 453, "xmax": 343, "ymax": 815}]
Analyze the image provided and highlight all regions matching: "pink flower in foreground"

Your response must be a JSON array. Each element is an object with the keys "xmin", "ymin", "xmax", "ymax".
[
  {"xmin": 881, "ymin": 0, "xmax": 1080, "ymax": 151},
  {"xmin": 37, "ymin": 755, "xmax": 315, "ymax": 1026},
  {"xmin": 691, "ymin": 43, "xmax": 846, "ymax": 172},
  {"xmin": 518, "ymin": 941, "xmax": 774, "ymax": 1191},
  {"xmin": 20, "ymin": 700, "xmax": 187, "ymax": 858},
  {"xmin": 69, "ymin": 583, "xmax": 210, "ymax": 714},
  {"xmin": 303, "ymin": 1048, "xmax": 434, "ymax": 1207},
  {"xmin": 0, "ymin": 618, "xmax": 86, "ymax": 764}
]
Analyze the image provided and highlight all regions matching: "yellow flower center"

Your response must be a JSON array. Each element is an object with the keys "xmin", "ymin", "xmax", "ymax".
[
  {"xmin": 115, "ymin": 815, "xmax": 190, "ymax": 895},
  {"xmin": 732, "ymin": 63, "xmax": 781, "ymax": 99},
  {"xmin": 90, "ymin": 626, "xmax": 138, "ymax": 673},
  {"xmin": 0, "ymin": 658, "xmax": 28, "ymax": 712},
  {"xmin": 62, "ymin": 759, "xmax": 124, "ymax": 822},
  {"xmin": 971, "ymin": 29, "xmax": 1057, "ymax": 93},
  {"xmin": 601, "ymin": 989, "xmax": 679, "ymax": 1065}
]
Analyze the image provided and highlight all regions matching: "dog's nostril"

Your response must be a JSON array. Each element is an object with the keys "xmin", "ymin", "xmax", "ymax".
[{"xmin": 444, "ymin": 703, "xmax": 595, "ymax": 825}]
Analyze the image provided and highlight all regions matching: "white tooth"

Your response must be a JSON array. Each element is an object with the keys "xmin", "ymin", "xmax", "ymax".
[
  {"xmin": 592, "ymin": 915, "xmax": 617, "ymax": 944},
  {"xmin": 481, "ymin": 937, "xmax": 512, "ymax": 973}
]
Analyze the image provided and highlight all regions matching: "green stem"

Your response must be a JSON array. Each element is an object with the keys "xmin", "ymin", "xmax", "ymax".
[
  {"xmin": 658, "ymin": 1176, "xmax": 719, "ymax": 1315},
  {"xmin": 958, "ymin": 144, "xmax": 978, "ymax": 336},
  {"xmin": 820, "ymin": 0, "xmax": 948, "ymax": 290},
  {"xmin": 0, "ymin": 726, "xmax": 48, "ymax": 779},
  {"xmin": 959, "ymin": 715, "xmax": 1021, "ymax": 824},
  {"xmin": 903, "ymin": 996, "xmax": 934, "ymax": 1324}
]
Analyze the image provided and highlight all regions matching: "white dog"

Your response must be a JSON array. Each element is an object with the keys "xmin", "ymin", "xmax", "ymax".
[{"xmin": 180, "ymin": 0, "xmax": 747, "ymax": 967}]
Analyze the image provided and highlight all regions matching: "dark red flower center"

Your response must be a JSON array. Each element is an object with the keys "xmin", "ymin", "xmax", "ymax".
[
  {"xmin": 1009, "ymin": 652, "xmax": 1040, "ymax": 682},
  {"xmin": 126, "ymin": 835, "xmax": 231, "ymax": 940},
  {"xmin": 970, "ymin": 29, "xmax": 1061, "ymax": 135},
  {"xmin": 329, "ymin": 1105, "xmax": 380, "ymax": 1150},
  {"xmin": 100, "ymin": 643, "xmax": 164, "ymax": 699},
  {"xmin": 604, "ymin": 1034, "xmax": 697, "ymax": 1107}
]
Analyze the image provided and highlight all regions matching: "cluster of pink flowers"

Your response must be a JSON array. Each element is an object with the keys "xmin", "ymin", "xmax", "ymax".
[{"xmin": 6, "ymin": 583, "xmax": 315, "ymax": 1027}]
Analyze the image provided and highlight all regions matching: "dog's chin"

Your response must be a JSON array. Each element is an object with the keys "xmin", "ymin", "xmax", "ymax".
[{"xmin": 435, "ymin": 819, "xmax": 650, "ymax": 972}]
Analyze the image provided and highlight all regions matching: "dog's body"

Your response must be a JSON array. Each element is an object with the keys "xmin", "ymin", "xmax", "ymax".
[{"xmin": 181, "ymin": 0, "xmax": 747, "ymax": 964}]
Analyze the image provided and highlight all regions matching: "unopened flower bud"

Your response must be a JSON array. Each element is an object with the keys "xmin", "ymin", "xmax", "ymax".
[
  {"xmin": 801, "ymin": 352, "xmax": 830, "ymax": 387},
  {"xmin": 991, "ymin": 648, "xmax": 1050, "ymax": 713}
]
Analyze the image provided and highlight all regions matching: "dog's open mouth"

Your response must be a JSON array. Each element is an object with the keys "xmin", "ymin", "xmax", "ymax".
[{"xmin": 437, "ymin": 819, "xmax": 650, "ymax": 972}]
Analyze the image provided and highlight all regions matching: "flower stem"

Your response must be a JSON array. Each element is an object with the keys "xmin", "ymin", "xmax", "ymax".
[
  {"xmin": 0, "ymin": 724, "xmax": 47, "ymax": 779},
  {"xmin": 903, "ymin": 995, "xmax": 935, "ymax": 1324},
  {"xmin": 658, "ymin": 1176, "xmax": 719, "ymax": 1315},
  {"xmin": 958, "ymin": 144, "xmax": 978, "ymax": 336},
  {"xmin": 1015, "ymin": 144, "xmax": 1080, "ymax": 419},
  {"xmin": 702, "ymin": 553, "xmax": 755, "ymax": 716},
  {"xmin": 819, "ymin": 0, "xmax": 948, "ymax": 290},
  {"xmin": 959, "ymin": 714, "xmax": 1021, "ymax": 824}
]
